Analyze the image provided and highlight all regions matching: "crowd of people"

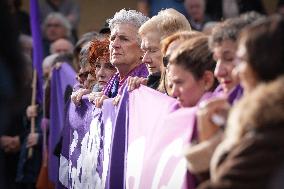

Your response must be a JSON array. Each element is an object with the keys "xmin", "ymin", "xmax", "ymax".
[{"xmin": 1, "ymin": 0, "xmax": 284, "ymax": 189}]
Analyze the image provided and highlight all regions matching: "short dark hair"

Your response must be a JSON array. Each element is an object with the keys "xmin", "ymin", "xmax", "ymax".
[
  {"xmin": 239, "ymin": 15, "xmax": 284, "ymax": 82},
  {"xmin": 209, "ymin": 12, "xmax": 264, "ymax": 49}
]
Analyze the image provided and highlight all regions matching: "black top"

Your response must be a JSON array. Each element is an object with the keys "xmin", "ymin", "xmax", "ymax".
[{"xmin": 147, "ymin": 72, "xmax": 161, "ymax": 90}]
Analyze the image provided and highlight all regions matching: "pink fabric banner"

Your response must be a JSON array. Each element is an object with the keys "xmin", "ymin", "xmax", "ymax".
[{"xmin": 127, "ymin": 86, "xmax": 196, "ymax": 189}]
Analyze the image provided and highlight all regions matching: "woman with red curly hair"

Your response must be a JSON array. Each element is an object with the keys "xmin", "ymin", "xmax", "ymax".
[
  {"xmin": 88, "ymin": 38, "xmax": 117, "ymax": 103},
  {"xmin": 72, "ymin": 37, "xmax": 116, "ymax": 105}
]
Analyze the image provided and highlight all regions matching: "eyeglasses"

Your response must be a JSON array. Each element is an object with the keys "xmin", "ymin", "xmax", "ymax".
[{"xmin": 163, "ymin": 55, "xmax": 169, "ymax": 67}]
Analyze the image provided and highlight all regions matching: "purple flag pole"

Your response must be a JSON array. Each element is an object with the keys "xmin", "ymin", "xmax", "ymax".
[{"xmin": 30, "ymin": 0, "xmax": 43, "ymax": 103}]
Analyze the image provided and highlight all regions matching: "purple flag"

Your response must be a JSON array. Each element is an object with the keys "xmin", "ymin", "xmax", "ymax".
[
  {"xmin": 107, "ymin": 86, "xmax": 131, "ymax": 189},
  {"xmin": 126, "ymin": 86, "xmax": 197, "ymax": 188},
  {"xmin": 59, "ymin": 85, "xmax": 212, "ymax": 188},
  {"xmin": 59, "ymin": 98, "xmax": 94, "ymax": 188},
  {"xmin": 30, "ymin": 0, "xmax": 44, "ymax": 103},
  {"xmin": 59, "ymin": 97, "xmax": 117, "ymax": 188},
  {"xmin": 108, "ymin": 86, "xmax": 211, "ymax": 188},
  {"xmin": 49, "ymin": 63, "xmax": 76, "ymax": 184},
  {"xmin": 59, "ymin": 92, "xmax": 124, "ymax": 188}
]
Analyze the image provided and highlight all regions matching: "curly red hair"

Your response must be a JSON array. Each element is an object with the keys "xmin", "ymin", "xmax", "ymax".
[{"xmin": 88, "ymin": 38, "xmax": 110, "ymax": 65}]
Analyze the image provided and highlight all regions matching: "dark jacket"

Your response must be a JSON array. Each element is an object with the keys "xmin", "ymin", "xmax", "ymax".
[
  {"xmin": 16, "ymin": 109, "xmax": 43, "ymax": 183},
  {"xmin": 147, "ymin": 72, "xmax": 161, "ymax": 90}
]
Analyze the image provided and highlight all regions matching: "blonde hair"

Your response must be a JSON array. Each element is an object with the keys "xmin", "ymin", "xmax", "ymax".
[{"xmin": 139, "ymin": 8, "xmax": 191, "ymax": 40}]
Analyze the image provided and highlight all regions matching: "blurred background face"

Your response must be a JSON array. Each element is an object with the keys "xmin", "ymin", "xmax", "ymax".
[
  {"xmin": 169, "ymin": 64, "xmax": 205, "ymax": 107},
  {"xmin": 213, "ymin": 39, "xmax": 239, "ymax": 94},
  {"xmin": 109, "ymin": 23, "xmax": 143, "ymax": 71},
  {"xmin": 95, "ymin": 60, "xmax": 117, "ymax": 89},
  {"xmin": 50, "ymin": 38, "xmax": 74, "ymax": 54},
  {"xmin": 184, "ymin": 0, "xmax": 205, "ymax": 21},
  {"xmin": 83, "ymin": 63, "xmax": 96, "ymax": 89},
  {"xmin": 235, "ymin": 41, "xmax": 258, "ymax": 93},
  {"xmin": 141, "ymin": 31, "xmax": 163, "ymax": 74},
  {"xmin": 45, "ymin": 18, "xmax": 67, "ymax": 42}
]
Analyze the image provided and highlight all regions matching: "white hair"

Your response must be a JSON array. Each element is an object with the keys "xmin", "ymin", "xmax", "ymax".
[{"xmin": 107, "ymin": 9, "xmax": 149, "ymax": 31}]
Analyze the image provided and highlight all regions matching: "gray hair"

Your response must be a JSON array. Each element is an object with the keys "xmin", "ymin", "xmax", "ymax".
[
  {"xmin": 42, "ymin": 12, "xmax": 72, "ymax": 38},
  {"xmin": 209, "ymin": 12, "xmax": 264, "ymax": 49},
  {"xmin": 107, "ymin": 9, "xmax": 149, "ymax": 31},
  {"xmin": 79, "ymin": 42, "xmax": 91, "ymax": 67}
]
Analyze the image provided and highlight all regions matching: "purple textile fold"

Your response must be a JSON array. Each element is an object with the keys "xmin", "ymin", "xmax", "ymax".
[
  {"xmin": 30, "ymin": 0, "xmax": 44, "ymax": 103},
  {"xmin": 212, "ymin": 84, "xmax": 243, "ymax": 105},
  {"xmin": 108, "ymin": 85, "xmax": 199, "ymax": 188},
  {"xmin": 227, "ymin": 84, "xmax": 243, "ymax": 105},
  {"xmin": 49, "ymin": 63, "xmax": 76, "ymax": 184},
  {"xmin": 107, "ymin": 87, "xmax": 130, "ymax": 189}
]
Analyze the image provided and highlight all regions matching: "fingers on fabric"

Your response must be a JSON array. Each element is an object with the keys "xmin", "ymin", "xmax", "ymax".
[
  {"xmin": 197, "ymin": 98, "xmax": 230, "ymax": 142},
  {"xmin": 127, "ymin": 77, "xmax": 147, "ymax": 92}
]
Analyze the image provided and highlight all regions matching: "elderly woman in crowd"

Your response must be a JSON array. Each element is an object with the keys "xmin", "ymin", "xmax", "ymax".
[
  {"xmin": 128, "ymin": 8, "xmax": 192, "ymax": 92},
  {"xmin": 42, "ymin": 12, "xmax": 72, "ymax": 57},
  {"xmin": 137, "ymin": 8, "xmax": 191, "ymax": 90},
  {"xmin": 95, "ymin": 9, "xmax": 149, "ymax": 107},
  {"xmin": 198, "ymin": 14, "xmax": 284, "ymax": 189}
]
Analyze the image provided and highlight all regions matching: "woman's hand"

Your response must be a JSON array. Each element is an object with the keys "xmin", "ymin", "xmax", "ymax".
[
  {"xmin": 0, "ymin": 136, "xmax": 20, "ymax": 153},
  {"xmin": 71, "ymin": 88, "xmax": 92, "ymax": 106},
  {"xmin": 94, "ymin": 95, "xmax": 109, "ymax": 108},
  {"xmin": 26, "ymin": 133, "xmax": 39, "ymax": 148},
  {"xmin": 127, "ymin": 76, "xmax": 148, "ymax": 92},
  {"xmin": 88, "ymin": 91, "xmax": 103, "ymax": 104},
  {"xmin": 26, "ymin": 105, "xmax": 38, "ymax": 119},
  {"xmin": 197, "ymin": 98, "xmax": 230, "ymax": 142}
]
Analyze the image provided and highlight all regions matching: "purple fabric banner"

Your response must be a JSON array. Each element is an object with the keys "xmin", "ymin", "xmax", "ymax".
[
  {"xmin": 107, "ymin": 86, "xmax": 197, "ymax": 189},
  {"xmin": 30, "ymin": 0, "xmax": 44, "ymax": 103},
  {"xmin": 49, "ymin": 63, "xmax": 76, "ymax": 184},
  {"xmin": 107, "ymin": 86, "xmax": 131, "ymax": 189},
  {"xmin": 126, "ymin": 86, "xmax": 197, "ymax": 189},
  {"xmin": 59, "ymin": 98, "xmax": 94, "ymax": 188},
  {"xmin": 59, "ymin": 85, "xmax": 205, "ymax": 189},
  {"xmin": 59, "ymin": 97, "xmax": 119, "ymax": 189}
]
